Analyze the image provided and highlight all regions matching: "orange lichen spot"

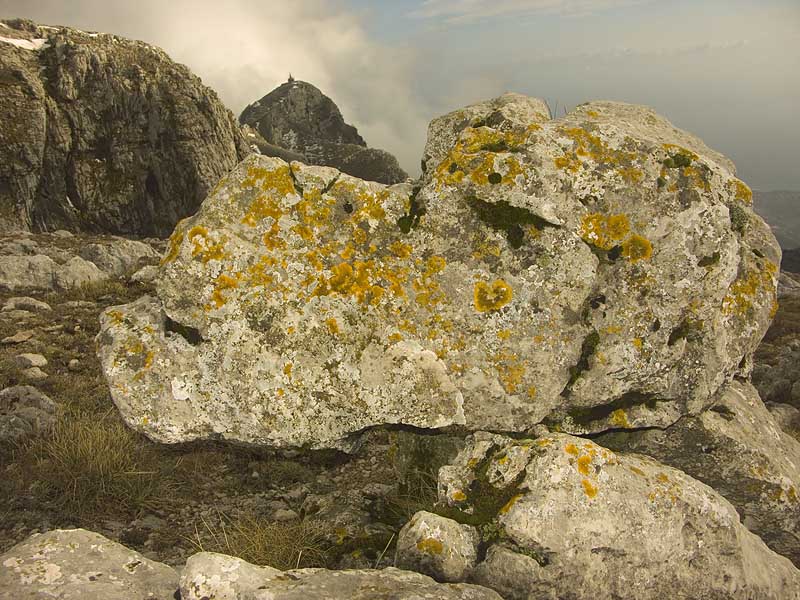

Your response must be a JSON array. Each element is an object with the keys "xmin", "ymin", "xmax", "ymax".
[
  {"xmin": 497, "ymin": 329, "xmax": 512, "ymax": 340},
  {"xmin": 622, "ymin": 234, "xmax": 653, "ymax": 262},
  {"xmin": 632, "ymin": 337, "xmax": 643, "ymax": 350},
  {"xmin": 729, "ymin": 178, "xmax": 753, "ymax": 204},
  {"xmin": 586, "ymin": 110, "xmax": 600, "ymax": 118},
  {"xmin": 577, "ymin": 454, "xmax": 592, "ymax": 476},
  {"xmin": 143, "ymin": 351, "xmax": 154, "ymax": 370},
  {"xmin": 581, "ymin": 479, "xmax": 598, "ymax": 498},
  {"xmin": 555, "ymin": 127, "xmax": 638, "ymax": 179},
  {"xmin": 661, "ymin": 143, "xmax": 699, "ymax": 161},
  {"xmin": 292, "ymin": 224, "xmax": 314, "ymax": 242},
  {"xmin": 276, "ymin": 388, "xmax": 284, "ymax": 397},
  {"xmin": 452, "ymin": 490, "xmax": 467, "ymax": 502},
  {"xmin": 536, "ymin": 437, "xmax": 552, "ymax": 447},
  {"xmin": 610, "ymin": 408, "xmax": 630, "ymax": 429},
  {"xmin": 325, "ymin": 318, "xmax": 340, "ymax": 335},
  {"xmin": 287, "ymin": 326, "xmax": 296, "ymax": 335},
  {"xmin": 629, "ymin": 466, "xmax": 646, "ymax": 477},
  {"xmin": 500, "ymin": 494, "xmax": 523, "ymax": 515},
  {"xmin": 565, "ymin": 443, "xmax": 579, "ymax": 456},
  {"xmin": 210, "ymin": 274, "xmax": 239, "ymax": 309},
  {"xmin": 416, "ymin": 538, "xmax": 444, "ymax": 555},
  {"xmin": 492, "ymin": 351, "xmax": 526, "ymax": 394},
  {"xmin": 527, "ymin": 385, "xmax": 537, "ymax": 399},
  {"xmin": 618, "ymin": 167, "xmax": 644, "ymax": 184},
  {"xmin": 656, "ymin": 473, "xmax": 669, "ymax": 483},
  {"xmin": 107, "ymin": 310, "xmax": 125, "ymax": 325},
  {"xmin": 474, "ymin": 280, "xmax": 513, "ymax": 313},
  {"xmin": 388, "ymin": 332, "xmax": 403, "ymax": 343},
  {"xmin": 579, "ymin": 213, "xmax": 630, "ymax": 250}
]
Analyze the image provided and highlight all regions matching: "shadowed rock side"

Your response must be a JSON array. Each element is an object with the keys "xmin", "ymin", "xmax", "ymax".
[
  {"xmin": 0, "ymin": 19, "xmax": 249, "ymax": 237},
  {"xmin": 97, "ymin": 93, "xmax": 778, "ymax": 449},
  {"xmin": 240, "ymin": 79, "xmax": 408, "ymax": 184},
  {"xmin": 596, "ymin": 380, "xmax": 800, "ymax": 566},
  {"xmin": 395, "ymin": 432, "xmax": 800, "ymax": 600}
]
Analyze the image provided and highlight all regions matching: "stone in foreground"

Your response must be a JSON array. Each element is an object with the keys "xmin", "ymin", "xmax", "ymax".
[
  {"xmin": 180, "ymin": 551, "xmax": 502, "ymax": 600},
  {"xmin": 395, "ymin": 510, "xmax": 480, "ymax": 582},
  {"xmin": 398, "ymin": 431, "xmax": 800, "ymax": 600},
  {"xmin": 99, "ymin": 93, "xmax": 778, "ymax": 448},
  {"xmin": 0, "ymin": 529, "xmax": 178, "ymax": 599},
  {"xmin": 596, "ymin": 380, "xmax": 800, "ymax": 566}
]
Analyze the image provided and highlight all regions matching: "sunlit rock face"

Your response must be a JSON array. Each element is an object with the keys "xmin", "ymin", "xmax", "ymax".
[{"xmin": 97, "ymin": 94, "xmax": 778, "ymax": 449}]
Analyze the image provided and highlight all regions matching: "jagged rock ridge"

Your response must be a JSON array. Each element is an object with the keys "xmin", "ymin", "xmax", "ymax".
[
  {"xmin": 240, "ymin": 79, "xmax": 408, "ymax": 185},
  {"xmin": 0, "ymin": 18, "xmax": 250, "ymax": 237}
]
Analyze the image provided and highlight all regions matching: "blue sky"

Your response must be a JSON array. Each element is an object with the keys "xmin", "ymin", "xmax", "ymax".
[{"xmin": 3, "ymin": 0, "xmax": 799, "ymax": 189}]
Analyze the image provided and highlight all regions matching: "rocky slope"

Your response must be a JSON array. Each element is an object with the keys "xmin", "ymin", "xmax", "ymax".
[
  {"xmin": 0, "ymin": 18, "xmax": 249, "ymax": 237},
  {"xmin": 240, "ymin": 79, "xmax": 408, "ymax": 184}
]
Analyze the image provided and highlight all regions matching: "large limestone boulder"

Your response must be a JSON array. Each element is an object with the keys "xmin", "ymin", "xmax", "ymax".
[
  {"xmin": 596, "ymin": 380, "xmax": 800, "ymax": 566},
  {"xmin": 240, "ymin": 79, "xmax": 408, "ymax": 184},
  {"xmin": 0, "ymin": 19, "xmax": 249, "ymax": 237},
  {"xmin": 98, "ymin": 93, "xmax": 777, "ymax": 448},
  {"xmin": 397, "ymin": 432, "xmax": 800, "ymax": 600},
  {"xmin": 180, "ymin": 551, "xmax": 502, "ymax": 600},
  {"xmin": 0, "ymin": 529, "xmax": 179, "ymax": 599}
]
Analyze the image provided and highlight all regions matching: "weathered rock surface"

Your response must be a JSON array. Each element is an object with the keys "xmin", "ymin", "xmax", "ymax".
[
  {"xmin": 0, "ymin": 232, "xmax": 160, "ymax": 291},
  {"xmin": 240, "ymin": 79, "xmax": 408, "ymax": 184},
  {"xmin": 0, "ymin": 529, "xmax": 179, "ymax": 599},
  {"xmin": 99, "ymin": 93, "xmax": 778, "ymax": 448},
  {"xmin": 0, "ymin": 18, "xmax": 249, "ymax": 237},
  {"xmin": 401, "ymin": 431, "xmax": 800, "ymax": 600},
  {"xmin": 180, "ymin": 551, "xmax": 502, "ymax": 600},
  {"xmin": 596, "ymin": 380, "xmax": 800, "ymax": 565},
  {"xmin": 0, "ymin": 385, "xmax": 56, "ymax": 444},
  {"xmin": 395, "ymin": 510, "xmax": 480, "ymax": 582}
]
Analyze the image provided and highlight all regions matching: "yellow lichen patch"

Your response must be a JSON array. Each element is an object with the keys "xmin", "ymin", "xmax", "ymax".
[
  {"xmin": 632, "ymin": 338, "xmax": 643, "ymax": 351},
  {"xmin": 452, "ymin": 490, "xmax": 467, "ymax": 502},
  {"xmin": 161, "ymin": 227, "xmax": 185, "ymax": 265},
  {"xmin": 388, "ymin": 332, "xmax": 403, "ymax": 343},
  {"xmin": 416, "ymin": 538, "xmax": 444, "ymax": 555},
  {"xmin": 209, "ymin": 273, "xmax": 239, "ymax": 309},
  {"xmin": 722, "ymin": 261, "xmax": 778, "ymax": 317},
  {"xmin": 500, "ymin": 493, "xmax": 523, "ymax": 515},
  {"xmin": 283, "ymin": 363, "xmax": 293, "ymax": 378},
  {"xmin": 107, "ymin": 310, "xmax": 125, "ymax": 325},
  {"xmin": 656, "ymin": 473, "xmax": 669, "ymax": 483},
  {"xmin": 661, "ymin": 143, "xmax": 699, "ymax": 161},
  {"xmin": 729, "ymin": 178, "xmax": 753, "ymax": 204},
  {"xmin": 610, "ymin": 408, "xmax": 630, "ymax": 428},
  {"xmin": 577, "ymin": 454, "xmax": 592, "ymax": 476},
  {"xmin": 629, "ymin": 466, "xmax": 646, "ymax": 477},
  {"xmin": 492, "ymin": 352, "xmax": 526, "ymax": 394},
  {"xmin": 527, "ymin": 385, "xmax": 537, "ymax": 399},
  {"xmin": 682, "ymin": 166, "xmax": 710, "ymax": 191},
  {"xmin": 413, "ymin": 256, "xmax": 447, "ymax": 308},
  {"xmin": 581, "ymin": 479, "xmax": 598, "ymax": 498},
  {"xmin": 497, "ymin": 329, "xmax": 512, "ymax": 340},
  {"xmin": 389, "ymin": 241, "xmax": 413, "ymax": 259},
  {"xmin": 189, "ymin": 226, "xmax": 228, "ymax": 264},
  {"xmin": 586, "ymin": 110, "xmax": 600, "ymax": 118},
  {"xmin": 621, "ymin": 234, "xmax": 653, "ymax": 262},
  {"xmin": 555, "ymin": 127, "xmax": 638, "ymax": 180},
  {"xmin": 474, "ymin": 280, "xmax": 513, "ymax": 312},
  {"xmin": 579, "ymin": 213, "xmax": 630, "ymax": 250},
  {"xmin": 324, "ymin": 317, "xmax": 340, "ymax": 335},
  {"xmin": 241, "ymin": 164, "xmax": 296, "ymax": 198},
  {"xmin": 565, "ymin": 443, "xmax": 579, "ymax": 456}
]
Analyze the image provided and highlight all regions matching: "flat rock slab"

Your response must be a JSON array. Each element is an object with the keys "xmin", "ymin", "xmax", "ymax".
[
  {"xmin": 98, "ymin": 94, "xmax": 778, "ymax": 449},
  {"xmin": 0, "ymin": 529, "xmax": 178, "ymax": 599},
  {"xmin": 180, "ymin": 552, "xmax": 502, "ymax": 600},
  {"xmin": 428, "ymin": 431, "xmax": 800, "ymax": 600}
]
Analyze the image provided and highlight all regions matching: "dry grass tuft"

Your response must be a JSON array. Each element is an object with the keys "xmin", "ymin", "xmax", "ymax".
[
  {"xmin": 23, "ymin": 413, "xmax": 173, "ymax": 518},
  {"xmin": 189, "ymin": 512, "xmax": 330, "ymax": 569}
]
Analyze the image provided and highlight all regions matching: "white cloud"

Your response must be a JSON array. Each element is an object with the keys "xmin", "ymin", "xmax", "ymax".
[{"xmin": 409, "ymin": 0, "xmax": 655, "ymax": 23}]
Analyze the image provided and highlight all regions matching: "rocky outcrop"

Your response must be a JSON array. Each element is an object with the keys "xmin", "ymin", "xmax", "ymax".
[
  {"xmin": 0, "ymin": 529, "xmax": 179, "ymax": 599},
  {"xmin": 395, "ymin": 432, "xmax": 800, "ymax": 600},
  {"xmin": 240, "ymin": 79, "xmax": 408, "ymax": 184},
  {"xmin": 181, "ymin": 551, "xmax": 502, "ymax": 600},
  {"xmin": 0, "ymin": 385, "xmax": 56, "ymax": 444},
  {"xmin": 98, "ymin": 93, "xmax": 778, "ymax": 449},
  {"xmin": 0, "ymin": 19, "xmax": 249, "ymax": 237},
  {"xmin": 596, "ymin": 380, "xmax": 800, "ymax": 566},
  {"xmin": 0, "ymin": 232, "xmax": 160, "ymax": 292}
]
